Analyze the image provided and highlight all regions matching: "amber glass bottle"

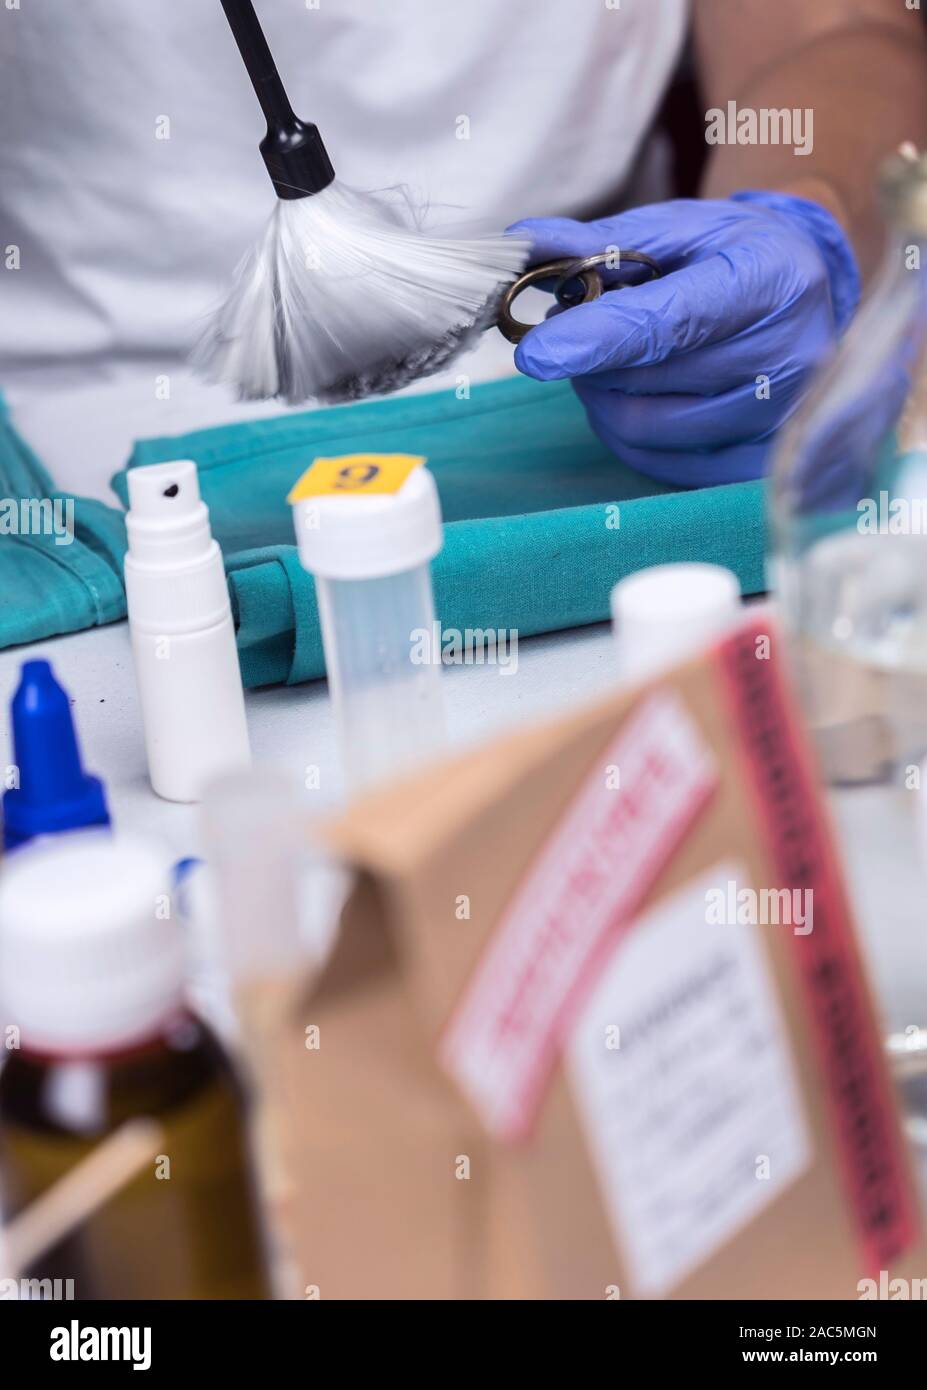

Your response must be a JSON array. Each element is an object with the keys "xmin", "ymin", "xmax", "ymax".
[{"xmin": 0, "ymin": 831, "xmax": 272, "ymax": 1300}]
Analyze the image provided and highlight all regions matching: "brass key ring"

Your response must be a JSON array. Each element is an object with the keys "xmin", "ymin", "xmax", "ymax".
[{"xmin": 497, "ymin": 249, "xmax": 663, "ymax": 344}]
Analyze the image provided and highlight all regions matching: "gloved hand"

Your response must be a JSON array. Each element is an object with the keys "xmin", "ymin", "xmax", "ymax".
[{"xmin": 508, "ymin": 193, "xmax": 861, "ymax": 488}]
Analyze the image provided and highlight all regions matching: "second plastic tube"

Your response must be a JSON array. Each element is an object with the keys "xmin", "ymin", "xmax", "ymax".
[{"xmin": 291, "ymin": 460, "xmax": 445, "ymax": 795}]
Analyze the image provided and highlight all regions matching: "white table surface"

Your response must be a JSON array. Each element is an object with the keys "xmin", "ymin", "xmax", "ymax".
[
  {"xmin": 2, "ymin": 611, "xmax": 926, "ymax": 1028},
  {"xmin": 0, "ymin": 615, "xmax": 626, "ymax": 855},
  {"xmin": 4, "ymin": 584, "xmax": 927, "ymax": 1211}
]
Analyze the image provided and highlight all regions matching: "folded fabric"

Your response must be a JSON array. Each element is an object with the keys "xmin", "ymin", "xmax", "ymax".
[
  {"xmin": 2, "ymin": 377, "xmax": 767, "ymax": 686},
  {"xmin": 0, "ymin": 394, "xmax": 128, "ymax": 650}
]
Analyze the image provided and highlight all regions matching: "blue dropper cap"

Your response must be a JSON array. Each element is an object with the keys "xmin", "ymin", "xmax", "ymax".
[{"xmin": 2, "ymin": 659, "xmax": 110, "ymax": 850}]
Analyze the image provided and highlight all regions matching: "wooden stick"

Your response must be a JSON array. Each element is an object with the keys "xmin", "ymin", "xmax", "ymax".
[{"xmin": 0, "ymin": 1118, "xmax": 164, "ymax": 1280}]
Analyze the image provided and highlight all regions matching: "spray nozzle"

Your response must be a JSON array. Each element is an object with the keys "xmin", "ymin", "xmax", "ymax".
[
  {"xmin": 125, "ymin": 460, "xmax": 216, "ymax": 568},
  {"xmin": 127, "ymin": 460, "xmax": 202, "ymax": 518}
]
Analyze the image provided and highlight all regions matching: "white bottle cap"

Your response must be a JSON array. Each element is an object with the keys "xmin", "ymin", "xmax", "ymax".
[
  {"xmin": 126, "ymin": 459, "xmax": 212, "ymax": 566},
  {"xmin": 125, "ymin": 459, "xmax": 230, "ymax": 633},
  {"xmin": 291, "ymin": 465, "xmax": 443, "ymax": 580},
  {"xmin": 611, "ymin": 562, "xmax": 741, "ymax": 683},
  {"xmin": 0, "ymin": 831, "xmax": 186, "ymax": 1055}
]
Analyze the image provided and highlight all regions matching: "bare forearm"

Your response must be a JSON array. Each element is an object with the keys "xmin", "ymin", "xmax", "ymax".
[{"xmin": 695, "ymin": 5, "xmax": 927, "ymax": 277}]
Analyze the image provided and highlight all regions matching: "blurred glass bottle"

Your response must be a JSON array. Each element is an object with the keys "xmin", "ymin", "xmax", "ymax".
[
  {"xmin": 771, "ymin": 147, "xmax": 927, "ymax": 1070},
  {"xmin": 0, "ymin": 831, "xmax": 272, "ymax": 1300}
]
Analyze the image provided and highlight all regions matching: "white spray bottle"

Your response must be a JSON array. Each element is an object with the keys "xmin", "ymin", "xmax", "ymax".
[{"xmin": 124, "ymin": 460, "xmax": 251, "ymax": 802}]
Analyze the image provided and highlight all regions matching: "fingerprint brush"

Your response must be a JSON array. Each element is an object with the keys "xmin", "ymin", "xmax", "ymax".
[{"xmin": 193, "ymin": 0, "xmax": 529, "ymax": 405}]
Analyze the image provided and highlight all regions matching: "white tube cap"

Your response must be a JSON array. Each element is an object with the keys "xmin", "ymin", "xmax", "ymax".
[
  {"xmin": 291, "ymin": 465, "xmax": 443, "ymax": 580},
  {"xmin": 0, "ymin": 831, "xmax": 186, "ymax": 1054},
  {"xmin": 124, "ymin": 458, "xmax": 230, "ymax": 632},
  {"xmin": 611, "ymin": 562, "xmax": 741, "ymax": 683},
  {"xmin": 126, "ymin": 459, "xmax": 213, "ymax": 567}
]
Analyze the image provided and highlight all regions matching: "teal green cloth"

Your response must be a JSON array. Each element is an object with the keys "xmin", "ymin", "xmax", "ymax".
[
  {"xmin": 0, "ymin": 395, "xmax": 128, "ymax": 648},
  {"xmin": 2, "ymin": 377, "xmax": 767, "ymax": 686}
]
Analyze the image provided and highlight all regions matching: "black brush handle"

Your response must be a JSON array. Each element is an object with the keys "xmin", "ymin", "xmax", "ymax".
[
  {"xmin": 219, "ymin": 0, "xmax": 335, "ymax": 199},
  {"xmin": 220, "ymin": 0, "xmax": 295, "ymax": 126}
]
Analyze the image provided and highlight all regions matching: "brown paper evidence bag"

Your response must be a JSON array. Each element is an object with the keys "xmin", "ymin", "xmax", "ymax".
[{"xmin": 250, "ymin": 618, "xmax": 927, "ymax": 1300}]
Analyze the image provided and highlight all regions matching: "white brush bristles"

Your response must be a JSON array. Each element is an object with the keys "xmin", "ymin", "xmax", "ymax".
[{"xmin": 192, "ymin": 181, "xmax": 530, "ymax": 405}]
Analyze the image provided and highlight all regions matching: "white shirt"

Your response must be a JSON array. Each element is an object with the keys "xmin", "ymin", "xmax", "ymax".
[{"xmin": 0, "ymin": 0, "xmax": 686, "ymax": 498}]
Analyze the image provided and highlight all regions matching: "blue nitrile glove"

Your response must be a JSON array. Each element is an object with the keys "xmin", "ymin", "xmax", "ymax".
[{"xmin": 508, "ymin": 193, "xmax": 861, "ymax": 488}]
